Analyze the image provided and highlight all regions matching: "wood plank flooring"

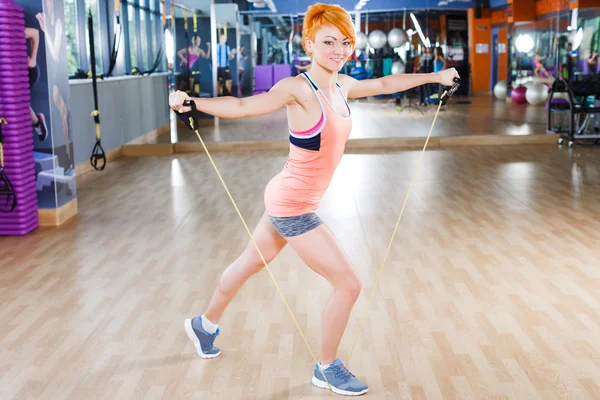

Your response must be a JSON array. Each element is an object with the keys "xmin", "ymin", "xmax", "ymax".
[{"xmin": 2, "ymin": 143, "xmax": 600, "ymax": 399}]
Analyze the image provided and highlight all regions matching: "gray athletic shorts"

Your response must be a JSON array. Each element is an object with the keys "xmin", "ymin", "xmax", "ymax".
[{"xmin": 268, "ymin": 212, "xmax": 323, "ymax": 237}]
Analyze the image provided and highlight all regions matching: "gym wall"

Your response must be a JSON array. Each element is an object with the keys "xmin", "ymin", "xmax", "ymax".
[{"xmin": 69, "ymin": 74, "xmax": 170, "ymax": 165}]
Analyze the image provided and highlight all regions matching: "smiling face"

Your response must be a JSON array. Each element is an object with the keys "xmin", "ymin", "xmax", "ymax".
[{"xmin": 305, "ymin": 24, "xmax": 353, "ymax": 72}]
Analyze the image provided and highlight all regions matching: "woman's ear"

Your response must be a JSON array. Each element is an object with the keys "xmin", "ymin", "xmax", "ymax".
[{"xmin": 305, "ymin": 38, "xmax": 313, "ymax": 55}]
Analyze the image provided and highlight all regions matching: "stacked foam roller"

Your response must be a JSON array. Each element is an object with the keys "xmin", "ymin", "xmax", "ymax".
[{"xmin": 0, "ymin": 0, "xmax": 39, "ymax": 235}]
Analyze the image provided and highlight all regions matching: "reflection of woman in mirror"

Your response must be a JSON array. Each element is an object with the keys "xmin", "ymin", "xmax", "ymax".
[
  {"xmin": 178, "ymin": 35, "xmax": 210, "ymax": 90},
  {"xmin": 533, "ymin": 51, "xmax": 548, "ymax": 78}
]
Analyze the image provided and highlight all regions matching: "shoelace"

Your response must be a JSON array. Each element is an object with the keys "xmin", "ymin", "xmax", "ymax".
[
  {"xmin": 333, "ymin": 364, "xmax": 355, "ymax": 381},
  {"xmin": 202, "ymin": 331, "xmax": 218, "ymax": 350}
]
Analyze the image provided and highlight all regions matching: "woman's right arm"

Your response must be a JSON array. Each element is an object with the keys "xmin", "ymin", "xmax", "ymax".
[
  {"xmin": 177, "ymin": 48, "xmax": 187, "ymax": 62},
  {"xmin": 169, "ymin": 77, "xmax": 297, "ymax": 118}
]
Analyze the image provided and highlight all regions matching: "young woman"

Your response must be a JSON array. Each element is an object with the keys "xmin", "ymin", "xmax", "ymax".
[{"xmin": 170, "ymin": 3, "xmax": 458, "ymax": 396}]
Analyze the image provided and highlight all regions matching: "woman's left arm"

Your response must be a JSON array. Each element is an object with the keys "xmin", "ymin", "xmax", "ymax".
[{"xmin": 340, "ymin": 68, "xmax": 459, "ymax": 99}]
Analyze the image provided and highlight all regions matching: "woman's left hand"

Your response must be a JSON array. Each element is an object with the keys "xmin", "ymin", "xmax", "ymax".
[{"xmin": 438, "ymin": 68, "xmax": 460, "ymax": 86}]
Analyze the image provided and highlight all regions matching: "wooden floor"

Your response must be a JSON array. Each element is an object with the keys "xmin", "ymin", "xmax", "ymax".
[
  {"xmin": 132, "ymin": 97, "xmax": 548, "ymax": 145},
  {"xmin": 2, "ymin": 143, "xmax": 600, "ymax": 399}
]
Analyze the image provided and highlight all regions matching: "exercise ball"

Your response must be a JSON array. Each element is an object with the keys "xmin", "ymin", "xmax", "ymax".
[
  {"xmin": 387, "ymin": 28, "xmax": 407, "ymax": 48},
  {"xmin": 368, "ymin": 30, "xmax": 387, "ymax": 49},
  {"xmin": 391, "ymin": 61, "xmax": 405, "ymax": 75},
  {"xmin": 355, "ymin": 32, "xmax": 368, "ymax": 49},
  {"xmin": 493, "ymin": 80, "xmax": 507, "ymax": 99},
  {"xmin": 526, "ymin": 82, "xmax": 548, "ymax": 105},
  {"xmin": 511, "ymin": 85, "xmax": 527, "ymax": 104}
]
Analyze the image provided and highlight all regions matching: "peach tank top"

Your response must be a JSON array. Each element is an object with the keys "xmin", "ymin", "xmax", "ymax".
[{"xmin": 264, "ymin": 72, "xmax": 352, "ymax": 217}]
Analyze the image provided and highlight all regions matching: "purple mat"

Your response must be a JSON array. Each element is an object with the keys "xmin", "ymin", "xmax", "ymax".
[
  {"xmin": 273, "ymin": 64, "xmax": 291, "ymax": 85},
  {"xmin": 0, "ymin": 81, "xmax": 29, "ymax": 89},
  {"xmin": 1, "ymin": 167, "xmax": 35, "ymax": 180},
  {"xmin": 0, "ymin": 79, "xmax": 28, "ymax": 85},
  {"xmin": 3, "ymin": 134, "xmax": 33, "ymax": 143},
  {"xmin": 0, "ymin": 91, "xmax": 30, "ymax": 100},
  {"xmin": 3, "ymin": 132, "xmax": 33, "ymax": 141},
  {"xmin": 0, "ymin": 42, "xmax": 27, "ymax": 49},
  {"xmin": 0, "ymin": 64, "xmax": 28, "ymax": 70},
  {"xmin": 3, "ymin": 156, "xmax": 36, "ymax": 168},
  {"xmin": 0, "ymin": 57, "xmax": 28, "ymax": 64},
  {"xmin": 0, "ymin": 16, "xmax": 24, "ymax": 24},
  {"xmin": 0, "ymin": 217, "xmax": 39, "ymax": 229},
  {"xmin": 0, "ymin": 222, "xmax": 39, "ymax": 236},
  {"xmin": 0, "ymin": 204, "xmax": 38, "ymax": 216},
  {"xmin": 254, "ymin": 64, "xmax": 273, "ymax": 93},
  {"xmin": 0, "ymin": 209, "xmax": 39, "ymax": 220},
  {"xmin": 0, "ymin": 110, "xmax": 31, "ymax": 118},
  {"xmin": 0, "ymin": 90, "xmax": 30, "ymax": 99},
  {"xmin": 2, "ymin": 194, "xmax": 38, "ymax": 209},
  {"xmin": 0, "ymin": 103, "xmax": 31, "ymax": 111},
  {"xmin": 2, "ymin": 130, "xmax": 34, "ymax": 140},
  {"xmin": 2, "ymin": 133, "xmax": 34, "ymax": 143},
  {"xmin": 0, "ymin": 47, "xmax": 27, "ymax": 54},
  {"xmin": 3, "ymin": 146, "xmax": 32, "ymax": 156},
  {"xmin": 1, "ymin": 175, "xmax": 35, "ymax": 188},
  {"xmin": 0, "ymin": 9, "xmax": 24, "ymax": 17},
  {"xmin": 0, "ymin": 30, "xmax": 25, "ymax": 36},
  {"xmin": 0, "ymin": 68, "xmax": 28, "ymax": 75}
]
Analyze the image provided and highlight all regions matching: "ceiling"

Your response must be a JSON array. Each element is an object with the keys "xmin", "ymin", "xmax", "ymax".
[{"xmin": 173, "ymin": 0, "xmax": 475, "ymax": 16}]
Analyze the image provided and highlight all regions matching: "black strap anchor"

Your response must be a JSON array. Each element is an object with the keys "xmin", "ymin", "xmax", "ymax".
[
  {"xmin": 88, "ymin": 9, "xmax": 106, "ymax": 171},
  {"xmin": 0, "ymin": 118, "xmax": 17, "ymax": 213},
  {"xmin": 439, "ymin": 77, "xmax": 462, "ymax": 104}
]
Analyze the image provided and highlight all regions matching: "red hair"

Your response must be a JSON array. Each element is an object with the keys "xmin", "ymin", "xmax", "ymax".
[{"xmin": 302, "ymin": 3, "xmax": 356, "ymax": 55}]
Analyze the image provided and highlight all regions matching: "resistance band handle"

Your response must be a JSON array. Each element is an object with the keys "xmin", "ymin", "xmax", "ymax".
[
  {"xmin": 174, "ymin": 99, "xmax": 200, "ymax": 131},
  {"xmin": 439, "ymin": 77, "xmax": 461, "ymax": 104}
]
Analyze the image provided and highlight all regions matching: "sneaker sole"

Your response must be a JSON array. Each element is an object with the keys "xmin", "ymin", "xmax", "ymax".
[
  {"xmin": 312, "ymin": 376, "xmax": 368, "ymax": 396},
  {"xmin": 184, "ymin": 318, "xmax": 220, "ymax": 359}
]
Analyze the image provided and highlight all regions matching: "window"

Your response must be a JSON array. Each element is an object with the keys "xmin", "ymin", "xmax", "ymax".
[
  {"xmin": 128, "ymin": 4, "xmax": 138, "ymax": 69},
  {"xmin": 64, "ymin": 0, "xmax": 79, "ymax": 76},
  {"xmin": 84, "ymin": 0, "xmax": 103, "ymax": 74}
]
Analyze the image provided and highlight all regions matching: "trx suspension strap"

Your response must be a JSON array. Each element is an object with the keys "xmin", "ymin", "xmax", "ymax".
[
  {"xmin": 0, "ymin": 118, "xmax": 17, "ymax": 213},
  {"xmin": 88, "ymin": 9, "xmax": 106, "ymax": 171},
  {"xmin": 107, "ymin": 0, "xmax": 122, "ymax": 77},
  {"xmin": 192, "ymin": 12, "xmax": 200, "ymax": 94}
]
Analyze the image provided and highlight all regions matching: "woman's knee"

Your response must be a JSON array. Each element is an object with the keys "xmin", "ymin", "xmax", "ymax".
[
  {"xmin": 333, "ymin": 270, "xmax": 362, "ymax": 300},
  {"xmin": 346, "ymin": 275, "xmax": 363, "ymax": 299},
  {"xmin": 241, "ymin": 244, "xmax": 279, "ymax": 273}
]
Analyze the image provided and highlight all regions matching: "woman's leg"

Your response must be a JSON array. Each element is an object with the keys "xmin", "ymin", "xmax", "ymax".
[
  {"xmin": 203, "ymin": 212, "xmax": 288, "ymax": 324},
  {"xmin": 285, "ymin": 223, "xmax": 362, "ymax": 365},
  {"xmin": 185, "ymin": 212, "xmax": 288, "ymax": 358}
]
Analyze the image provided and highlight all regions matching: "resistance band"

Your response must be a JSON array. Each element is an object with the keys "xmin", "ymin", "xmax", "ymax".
[
  {"xmin": 0, "ymin": 118, "xmax": 17, "ymax": 213},
  {"xmin": 88, "ymin": 9, "xmax": 106, "ymax": 171},
  {"xmin": 346, "ymin": 77, "xmax": 461, "ymax": 368},
  {"xmin": 175, "ymin": 76, "xmax": 460, "ymax": 384}
]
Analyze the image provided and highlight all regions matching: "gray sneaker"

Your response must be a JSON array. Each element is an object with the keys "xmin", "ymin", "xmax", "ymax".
[
  {"xmin": 184, "ymin": 317, "xmax": 221, "ymax": 358},
  {"xmin": 312, "ymin": 359, "xmax": 368, "ymax": 396}
]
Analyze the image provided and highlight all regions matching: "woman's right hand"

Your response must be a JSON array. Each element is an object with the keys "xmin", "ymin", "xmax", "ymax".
[{"xmin": 169, "ymin": 90, "xmax": 192, "ymax": 113}]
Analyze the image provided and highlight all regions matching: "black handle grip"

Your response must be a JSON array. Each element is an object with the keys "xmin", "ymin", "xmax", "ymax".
[
  {"xmin": 440, "ymin": 77, "xmax": 462, "ymax": 104},
  {"xmin": 175, "ymin": 99, "xmax": 200, "ymax": 131}
]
